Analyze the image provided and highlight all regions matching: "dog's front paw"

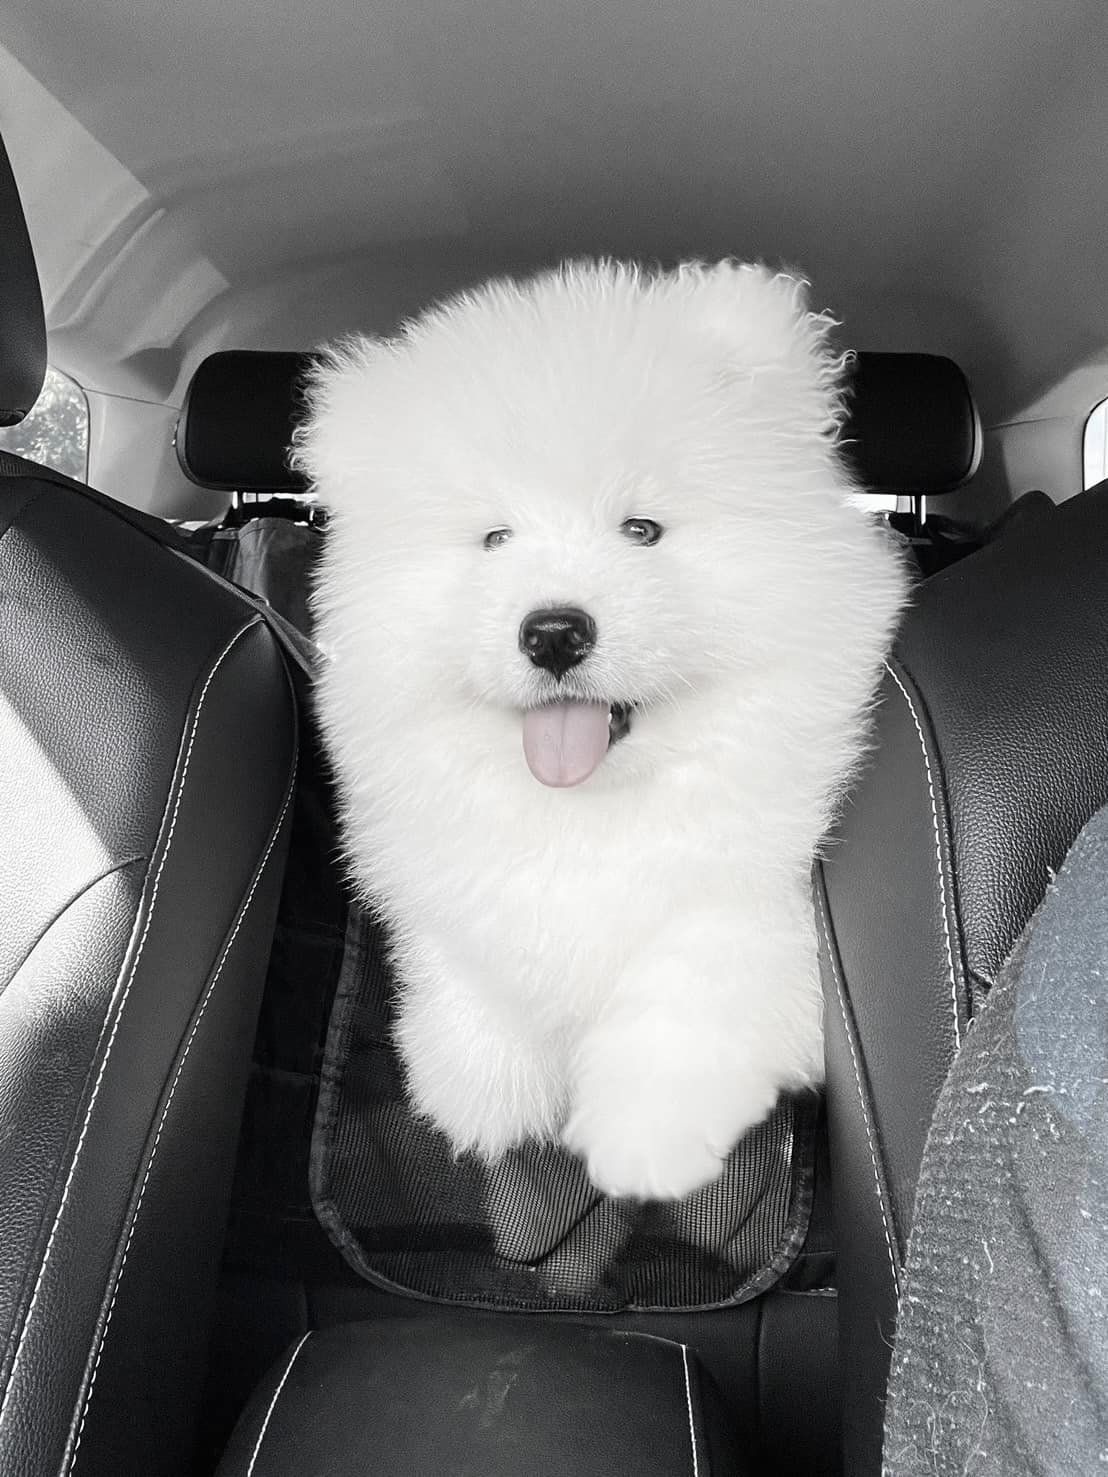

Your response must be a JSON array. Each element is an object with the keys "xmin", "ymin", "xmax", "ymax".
[
  {"xmin": 562, "ymin": 1105, "xmax": 727, "ymax": 1201},
  {"xmin": 563, "ymin": 1031, "xmax": 782, "ymax": 1201},
  {"xmin": 397, "ymin": 992, "xmax": 566, "ymax": 1161}
]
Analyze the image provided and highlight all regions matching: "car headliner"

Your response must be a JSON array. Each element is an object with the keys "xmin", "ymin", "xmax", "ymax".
[{"xmin": 1, "ymin": 0, "xmax": 1107, "ymax": 429}]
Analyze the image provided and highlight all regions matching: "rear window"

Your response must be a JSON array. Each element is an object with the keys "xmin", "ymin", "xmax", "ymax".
[
  {"xmin": 0, "ymin": 365, "xmax": 89, "ymax": 482},
  {"xmin": 1083, "ymin": 397, "xmax": 1108, "ymax": 489}
]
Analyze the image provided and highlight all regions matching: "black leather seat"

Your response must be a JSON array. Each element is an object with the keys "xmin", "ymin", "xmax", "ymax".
[
  {"xmin": 0, "ymin": 135, "xmax": 298, "ymax": 1476},
  {"xmin": 817, "ymin": 472, "xmax": 1108, "ymax": 1471},
  {"xmin": 216, "ymin": 1316, "xmax": 742, "ymax": 1476}
]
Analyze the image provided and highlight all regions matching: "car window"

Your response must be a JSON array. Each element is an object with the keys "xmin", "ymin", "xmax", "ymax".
[
  {"xmin": 1083, "ymin": 397, "xmax": 1108, "ymax": 490},
  {"xmin": 0, "ymin": 364, "xmax": 89, "ymax": 481}
]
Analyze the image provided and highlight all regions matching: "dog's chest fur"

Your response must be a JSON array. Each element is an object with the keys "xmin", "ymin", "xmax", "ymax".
[{"xmin": 341, "ymin": 720, "xmax": 807, "ymax": 1035}]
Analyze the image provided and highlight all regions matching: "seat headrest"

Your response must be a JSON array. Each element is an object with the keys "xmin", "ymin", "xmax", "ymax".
[
  {"xmin": 0, "ymin": 137, "xmax": 47, "ymax": 428},
  {"xmin": 176, "ymin": 350, "xmax": 312, "ymax": 492},
  {"xmin": 841, "ymin": 352, "xmax": 981, "ymax": 496},
  {"xmin": 176, "ymin": 347, "xmax": 982, "ymax": 497}
]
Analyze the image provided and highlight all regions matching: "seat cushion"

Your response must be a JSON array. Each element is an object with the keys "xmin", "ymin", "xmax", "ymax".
[{"xmin": 217, "ymin": 1316, "xmax": 746, "ymax": 1476}]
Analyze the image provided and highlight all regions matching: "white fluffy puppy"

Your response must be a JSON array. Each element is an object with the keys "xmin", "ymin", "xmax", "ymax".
[{"xmin": 294, "ymin": 260, "xmax": 907, "ymax": 1202}]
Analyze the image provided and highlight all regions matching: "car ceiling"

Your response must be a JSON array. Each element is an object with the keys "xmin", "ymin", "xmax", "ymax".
[{"xmin": 2, "ymin": 0, "xmax": 1107, "ymax": 425}]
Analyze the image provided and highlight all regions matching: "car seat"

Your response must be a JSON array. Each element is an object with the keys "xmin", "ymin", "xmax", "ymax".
[{"xmin": 0, "ymin": 136, "xmax": 298, "ymax": 1476}]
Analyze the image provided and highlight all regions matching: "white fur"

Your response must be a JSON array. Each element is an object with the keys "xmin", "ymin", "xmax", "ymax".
[{"xmin": 293, "ymin": 260, "xmax": 908, "ymax": 1201}]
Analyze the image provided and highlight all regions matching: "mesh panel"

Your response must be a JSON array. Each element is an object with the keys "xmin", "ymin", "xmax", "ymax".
[{"xmin": 311, "ymin": 905, "xmax": 818, "ymax": 1313}]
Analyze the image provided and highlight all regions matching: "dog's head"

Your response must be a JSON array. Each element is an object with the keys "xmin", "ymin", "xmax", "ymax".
[{"xmin": 296, "ymin": 260, "xmax": 880, "ymax": 789}]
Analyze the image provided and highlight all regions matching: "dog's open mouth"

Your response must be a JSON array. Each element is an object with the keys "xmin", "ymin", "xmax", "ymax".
[{"xmin": 522, "ymin": 701, "xmax": 632, "ymax": 788}]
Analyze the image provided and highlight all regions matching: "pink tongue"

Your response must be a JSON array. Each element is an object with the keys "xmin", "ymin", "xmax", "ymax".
[{"xmin": 522, "ymin": 701, "xmax": 611, "ymax": 787}]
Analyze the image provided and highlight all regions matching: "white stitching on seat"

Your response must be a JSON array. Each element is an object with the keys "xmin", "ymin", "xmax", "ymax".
[
  {"xmin": 680, "ymin": 1343, "xmax": 700, "ymax": 1477},
  {"xmin": 246, "ymin": 1333, "xmax": 311, "ymax": 1477},
  {"xmin": 65, "ymin": 768, "xmax": 297, "ymax": 1473},
  {"xmin": 0, "ymin": 619, "xmax": 261, "ymax": 1437},
  {"xmin": 815, "ymin": 884, "xmax": 902, "ymax": 1297},
  {"xmin": 883, "ymin": 660, "xmax": 962, "ymax": 1052}
]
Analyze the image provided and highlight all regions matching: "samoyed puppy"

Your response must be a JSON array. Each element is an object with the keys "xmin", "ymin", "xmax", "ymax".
[{"xmin": 293, "ymin": 260, "xmax": 907, "ymax": 1202}]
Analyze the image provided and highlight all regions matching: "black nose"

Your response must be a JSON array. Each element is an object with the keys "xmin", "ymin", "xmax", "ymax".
[{"xmin": 519, "ymin": 607, "xmax": 597, "ymax": 678}]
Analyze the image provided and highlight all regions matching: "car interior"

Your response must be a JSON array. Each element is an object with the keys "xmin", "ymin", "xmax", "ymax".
[{"xmin": 1, "ymin": 3, "xmax": 1107, "ymax": 1474}]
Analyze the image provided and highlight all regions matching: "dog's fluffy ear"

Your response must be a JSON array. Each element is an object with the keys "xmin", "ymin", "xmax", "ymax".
[
  {"xmin": 679, "ymin": 260, "xmax": 851, "ymax": 439},
  {"xmin": 289, "ymin": 336, "xmax": 395, "ymax": 511}
]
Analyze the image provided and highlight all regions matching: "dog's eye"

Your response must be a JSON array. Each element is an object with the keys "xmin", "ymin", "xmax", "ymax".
[
  {"xmin": 620, "ymin": 517, "xmax": 663, "ymax": 546},
  {"xmin": 483, "ymin": 528, "xmax": 513, "ymax": 550}
]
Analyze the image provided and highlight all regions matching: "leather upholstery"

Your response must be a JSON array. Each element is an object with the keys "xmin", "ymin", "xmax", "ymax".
[
  {"xmin": 0, "ymin": 139, "xmax": 46, "ymax": 426},
  {"xmin": 177, "ymin": 351, "xmax": 311, "ymax": 492},
  {"xmin": 176, "ymin": 347, "xmax": 977, "ymax": 498},
  {"xmin": 0, "ymin": 467, "xmax": 298, "ymax": 1477},
  {"xmin": 839, "ymin": 352, "xmax": 980, "ymax": 495},
  {"xmin": 216, "ymin": 1316, "xmax": 745, "ymax": 1476},
  {"xmin": 818, "ymin": 480, "xmax": 1108, "ymax": 1473}
]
